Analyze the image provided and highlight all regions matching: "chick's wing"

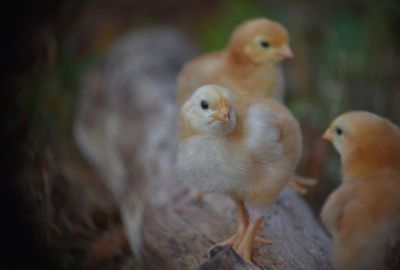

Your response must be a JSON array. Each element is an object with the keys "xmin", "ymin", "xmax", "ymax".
[{"xmin": 244, "ymin": 103, "xmax": 284, "ymax": 164}]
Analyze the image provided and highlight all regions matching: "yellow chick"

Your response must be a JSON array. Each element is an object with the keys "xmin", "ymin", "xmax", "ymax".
[
  {"xmin": 177, "ymin": 84, "xmax": 302, "ymax": 262},
  {"xmin": 321, "ymin": 111, "xmax": 400, "ymax": 270},
  {"xmin": 177, "ymin": 17, "xmax": 293, "ymax": 105}
]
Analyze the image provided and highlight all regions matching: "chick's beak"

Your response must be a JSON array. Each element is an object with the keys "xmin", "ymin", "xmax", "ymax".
[
  {"xmin": 281, "ymin": 45, "xmax": 294, "ymax": 59},
  {"xmin": 212, "ymin": 108, "xmax": 230, "ymax": 122},
  {"xmin": 322, "ymin": 129, "xmax": 332, "ymax": 141}
]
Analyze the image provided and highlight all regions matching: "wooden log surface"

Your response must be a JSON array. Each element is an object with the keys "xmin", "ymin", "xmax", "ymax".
[{"xmin": 74, "ymin": 27, "xmax": 331, "ymax": 270}]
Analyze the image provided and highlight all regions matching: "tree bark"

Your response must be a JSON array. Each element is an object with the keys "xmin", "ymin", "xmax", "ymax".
[{"xmin": 74, "ymin": 27, "xmax": 331, "ymax": 270}]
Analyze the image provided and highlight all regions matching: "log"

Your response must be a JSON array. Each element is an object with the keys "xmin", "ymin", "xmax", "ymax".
[{"xmin": 74, "ymin": 27, "xmax": 331, "ymax": 270}]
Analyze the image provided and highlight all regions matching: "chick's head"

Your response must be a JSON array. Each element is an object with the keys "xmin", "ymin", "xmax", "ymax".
[
  {"xmin": 323, "ymin": 111, "xmax": 400, "ymax": 175},
  {"xmin": 228, "ymin": 18, "xmax": 293, "ymax": 64},
  {"xmin": 182, "ymin": 85, "xmax": 236, "ymax": 136}
]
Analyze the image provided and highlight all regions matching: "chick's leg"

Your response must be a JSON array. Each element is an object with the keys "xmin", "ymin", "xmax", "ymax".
[
  {"xmin": 288, "ymin": 174, "xmax": 318, "ymax": 195},
  {"xmin": 195, "ymin": 191, "xmax": 204, "ymax": 201},
  {"xmin": 214, "ymin": 200, "xmax": 248, "ymax": 247},
  {"xmin": 235, "ymin": 215, "xmax": 265, "ymax": 262}
]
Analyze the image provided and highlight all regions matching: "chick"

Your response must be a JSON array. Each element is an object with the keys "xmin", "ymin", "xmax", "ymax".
[
  {"xmin": 177, "ymin": 17, "xmax": 293, "ymax": 105},
  {"xmin": 177, "ymin": 18, "xmax": 316, "ymax": 195},
  {"xmin": 321, "ymin": 111, "xmax": 400, "ymax": 270},
  {"xmin": 177, "ymin": 84, "xmax": 302, "ymax": 262}
]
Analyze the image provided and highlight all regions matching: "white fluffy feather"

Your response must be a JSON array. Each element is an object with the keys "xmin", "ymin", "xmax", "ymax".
[
  {"xmin": 177, "ymin": 135, "xmax": 250, "ymax": 196},
  {"xmin": 245, "ymin": 104, "xmax": 283, "ymax": 164}
]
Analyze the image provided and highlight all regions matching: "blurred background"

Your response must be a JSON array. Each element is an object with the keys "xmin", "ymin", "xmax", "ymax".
[{"xmin": 3, "ymin": 0, "xmax": 400, "ymax": 269}]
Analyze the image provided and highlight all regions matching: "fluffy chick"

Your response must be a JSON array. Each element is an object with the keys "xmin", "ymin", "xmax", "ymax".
[
  {"xmin": 177, "ymin": 84, "xmax": 302, "ymax": 262},
  {"xmin": 177, "ymin": 17, "xmax": 293, "ymax": 105},
  {"xmin": 321, "ymin": 111, "xmax": 400, "ymax": 270}
]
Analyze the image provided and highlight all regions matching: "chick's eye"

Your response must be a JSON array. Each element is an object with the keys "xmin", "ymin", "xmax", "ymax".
[
  {"xmin": 200, "ymin": 100, "xmax": 209, "ymax": 110},
  {"xmin": 259, "ymin": 40, "xmax": 270, "ymax": 49},
  {"xmin": 335, "ymin": 127, "xmax": 343, "ymax": 136}
]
